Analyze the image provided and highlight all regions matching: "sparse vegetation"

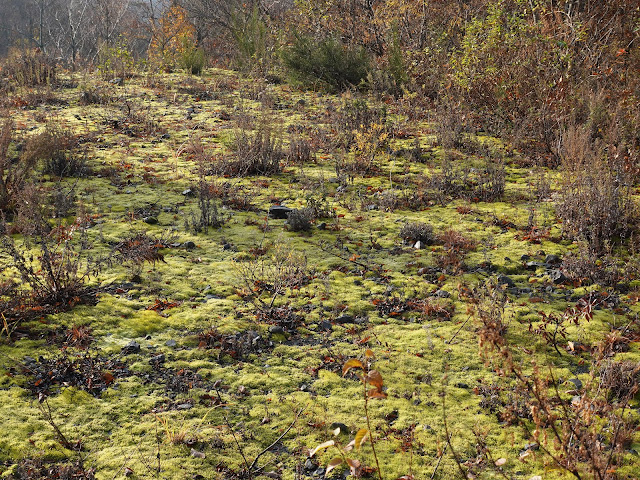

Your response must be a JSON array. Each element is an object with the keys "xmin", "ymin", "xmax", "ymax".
[{"xmin": 0, "ymin": 2, "xmax": 639, "ymax": 479}]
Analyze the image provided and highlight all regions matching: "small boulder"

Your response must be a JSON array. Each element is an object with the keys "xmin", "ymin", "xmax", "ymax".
[
  {"xmin": 122, "ymin": 341, "xmax": 141, "ymax": 355},
  {"xmin": 435, "ymin": 290, "xmax": 451, "ymax": 298},
  {"xmin": 335, "ymin": 314, "xmax": 355, "ymax": 324},
  {"xmin": 497, "ymin": 275, "xmax": 515, "ymax": 288},
  {"xmin": 549, "ymin": 269, "xmax": 567, "ymax": 284},
  {"xmin": 143, "ymin": 216, "xmax": 158, "ymax": 225},
  {"xmin": 269, "ymin": 205, "xmax": 292, "ymax": 219},
  {"xmin": 545, "ymin": 254, "xmax": 561, "ymax": 265}
]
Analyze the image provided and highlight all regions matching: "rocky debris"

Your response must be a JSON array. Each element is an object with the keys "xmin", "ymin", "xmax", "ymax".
[
  {"xmin": 183, "ymin": 241, "xmax": 196, "ymax": 250},
  {"xmin": 435, "ymin": 289, "xmax": 451, "ymax": 298},
  {"xmin": 143, "ymin": 216, "xmax": 158, "ymax": 225}
]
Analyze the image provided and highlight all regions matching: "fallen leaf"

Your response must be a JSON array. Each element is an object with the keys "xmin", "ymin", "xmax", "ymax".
[
  {"xmin": 343, "ymin": 359, "xmax": 364, "ymax": 376},
  {"xmin": 310, "ymin": 440, "xmax": 335, "ymax": 457}
]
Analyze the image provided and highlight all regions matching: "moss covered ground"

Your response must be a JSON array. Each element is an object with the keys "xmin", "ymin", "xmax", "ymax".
[{"xmin": 1, "ymin": 69, "xmax": 639, "ymax": 480}]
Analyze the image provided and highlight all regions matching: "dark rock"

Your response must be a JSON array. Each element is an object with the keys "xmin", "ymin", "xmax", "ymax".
[
  {"xmin": 150, "ymin": 353, "xmax": 165, "ymax": 364},
  {"xmin": 269, "ymin": 205, "xmax": 292, "ymax": 219},
  {"xmin": 110, "ymin": 77, "xmax": 124, "ymax": 86},
  {"xmin": 166, "ymin": 339, "xmax": 177, "ymax": 347},
  {"xmin": 335, "ymin": 314, "xmax": 355, "ymax": 324},
  {"xmin": 549, "ymin": 269, "xmax": 567, "ymax": 284},
  {"xmin": 183, "ymin": 241, "xmax": 196, "ymax": 250},
  {"xmin": 520, "ymin": 254, "xmax": 531, "ymax": 261},
  {"xmin": 304, "ymin": 459, "xmax": 317, "ymax": 472},
  {"xmin": 615, "ymin": 283, "xmax": 629, "ymax": 293},
  {"xmin": 519, "ymin": 287, "xmax": 532, "ymax": 294},
  {"xmin": 320, "ymin": 321, "xmax": 332, "ymax": 331},
  {"xmin": 23, "ymin": 356, "xmax": 36, "ymax": 365},
  {"xmin": 131, "ymin": 274, "xmax": 142, "ymax": 283},
  {"xmin": 497, "ymin": 275, "xmax": 515, "ymax": 288},
  {"xmin": 143, "ymin": 216, "xmax": 158, "ymax": 225},
  {"xmin": 567, "ymin": 378, "xmax": 583, "ymax": 390},
  {"xmin": 222, "ymin": 243, "xmax": 232, "ymax": 250},
  {"xmin": 455, "ymin": 382, "xmax": 470, "ymax": 389},
  {"xmin": 526, "ymin": 261, "xmax": 544, "ymax": 270},
  {"xmin": 122, "ymin": 341, "xmax": 141, "ymax": 354},
  {"xmin": 330, "ymin": 422, "xmax": 350, "ymax": 434},
  {"xmin": 353, "ymin": 279, "xmax": 362, "ymax": 286},
  {"xmin": 545, "ymin": 254, "xmax": 560, "ymax": 264},
  {"xmin": 182, "ymin": 188, "xmax": 194, "ymax": 196},
  {"xmin": 435, "ymin": 290, "xmax": 451, "ymax": 298},
  {"xmin": 312, "ymin": 468, "xmax": 325, "ymax": 478},
  {"xmin": 316, "ymin": 222, "xmax": 326, "ymax": 230},
  {"xmin": 160, "ymin": 133, "xmax": 170, "ymax": 139},
  {"xmin": 269, "ymin": 326, "xmax": 285, "ymax": 335},
  {"xmin": 366, "ymin": 204, "xmax": 378, "ymax": 211}
]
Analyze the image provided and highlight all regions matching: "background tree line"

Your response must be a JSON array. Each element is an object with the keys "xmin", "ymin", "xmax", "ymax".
[{"xmin": 0, "ymin": 0, "xmax": 638, "ymax": 164}]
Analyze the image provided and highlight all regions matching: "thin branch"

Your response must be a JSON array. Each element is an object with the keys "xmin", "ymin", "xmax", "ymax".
[{"xmin": 249, "ymin": 407, "xmax": 306, "ymax": 474}]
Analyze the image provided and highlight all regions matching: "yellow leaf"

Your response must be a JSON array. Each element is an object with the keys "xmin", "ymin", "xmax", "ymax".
[
  {"xmin": 325, "ymin": 457, "xmax": 343, "ymax": 475},
  {"xmin": 365, "ymin": 349, "xmax": 375, "ymax": 358},
  {"xmin": 310, "ymin": 440, "xmax": 335, "ymax": 457},
  {"xmin": 354, "ymin": 428, "xmax": 368, "ymax": 449},
  {"xmin": 343, "ymin": 359, "xmax": 364, "ymax": 376}
]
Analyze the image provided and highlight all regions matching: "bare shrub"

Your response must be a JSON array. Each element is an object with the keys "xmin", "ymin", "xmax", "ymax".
[
  {"xmin": 215, "ymin": 127, "xmax": 283, "ymax": 176},
  {"xmin": 0, "ymin": 119, "xmax": 35, "ymax": 213},
  {"xmin": 434, "ymin": 102, "xmax": 468, "ymax": 151},
  {"xmin": 286, "ymin": 137, "xmax": 313, "ymax": 164},
  {"xmin": 286, "ymin": 208, "xmax": 313, "ymax": 232},
  {"xmin": 561, "ymin": 242, "xmax": 622, "ymax": 287},
  {"xmin": 113, "ymin": 231, "xmax": 171, "ymax": 267},
  {"xmin": 600, "ymin": 361, "xmax": 640, "ymax": 402},
  {"xmin": 399, "ymin": 222, "xmax": 434, "ymax": 246},
  {"xmin": 24, "ymin": 124, "xmax": 85, "ymax": 177},
  {"xmin": 429, "ymin": 155, "xmax": 505, "ymax": 205},
  {"xmin": 3, "ymin": 48, "xmax": 57, "ymax": 87},
  {"xmin": 334, "ymin": 96, "xmax": 387, "ymax": 149},
  {"xmin": 554, "ymin": 125, "xmax": 636, "ymax": 255},
  {"xmin": 234, "ymin": 243, "xmax": 310, "ymax": 310},
  {"xmin": 0, "ymin": 215, "xmax": 100, "ymax": 332}
]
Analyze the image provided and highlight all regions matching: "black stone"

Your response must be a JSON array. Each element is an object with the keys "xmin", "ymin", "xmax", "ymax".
[
  {"xmin": 269, "ymin": 205, "xmax": 292, "ymax": 219},
  {"xmin": 497, "ymin": 275, "xmax": 515, "ymax": 288},
  {"xmin": 549, "ymin": 269, "xmax": 567, "ymax": 284},
  {"xmin": 122, "ymin": 341, "xmax": 141, "ymax": 354},
  {"xmin": 335, "ymin": 314, "xmax": 355, "ymax": 324}
]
